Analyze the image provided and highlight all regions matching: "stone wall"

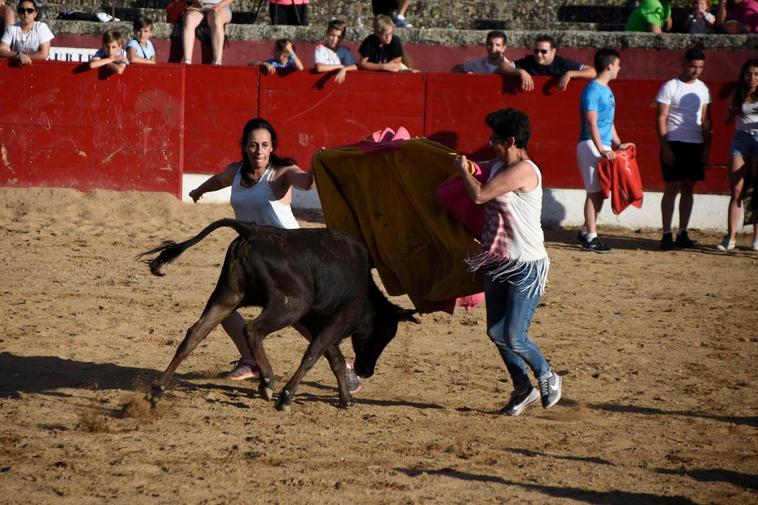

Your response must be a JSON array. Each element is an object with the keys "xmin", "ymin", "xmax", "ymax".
[{"xmin": 45, "ymin": 0, "xmax": 702, "ymax": 31}]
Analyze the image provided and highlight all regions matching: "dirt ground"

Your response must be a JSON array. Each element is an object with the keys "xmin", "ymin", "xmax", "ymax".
[{"xmin": 0, "ymin": 187, "xmax": 756, "ymax": 505}]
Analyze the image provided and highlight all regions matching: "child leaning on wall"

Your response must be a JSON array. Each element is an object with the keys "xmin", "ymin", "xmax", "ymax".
[
  {"xmin": 358, "ymin": 14, "xmax": 417, "ymax": 73},
  {"xmin": 90, "ymin": 29, "xmax": 129, "ymax": 75},
  {"xmin": 248, "ymin": 38, "xmax": 304, "ymax": 74},
  {"xmin": 127, "ymin": 16, "xmax": 156, "ymax": 64},
  {"xmin": 314, "ymin": 19, "xmax": 357, "ymax": 83}
]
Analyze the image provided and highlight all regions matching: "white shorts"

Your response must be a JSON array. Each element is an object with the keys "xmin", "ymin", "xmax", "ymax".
[{"xmin": 576, "ymin": 139, "xmax": 609, "ymax": 193}]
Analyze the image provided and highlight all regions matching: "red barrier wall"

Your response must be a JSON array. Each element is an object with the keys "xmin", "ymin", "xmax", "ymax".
[
  {"xmin": 0, "ymin": 60, "xmax": 184, "ymax": 195},
  {"xmin": 1, "ymin": 60, "xmax": 736, "ymax": 195}
]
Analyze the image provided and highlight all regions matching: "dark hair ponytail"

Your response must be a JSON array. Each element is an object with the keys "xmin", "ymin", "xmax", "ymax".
[{"xmin": 239, "ymin": 118, "xmax": 295, "ymax": 185}]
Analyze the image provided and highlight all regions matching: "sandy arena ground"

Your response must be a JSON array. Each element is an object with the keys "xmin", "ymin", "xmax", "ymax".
[{"xmin": 0, "ymin": 187, "xmax": 756, "ymax": 504}]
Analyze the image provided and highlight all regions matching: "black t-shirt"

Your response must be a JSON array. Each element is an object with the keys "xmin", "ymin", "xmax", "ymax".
[
  {"xmin": 358, "ymin": 34, "xmax": 404, "ymax": 64},
  {"xmin": 514, "ymin": 55, "xmax": 583, "ymax": 76}
]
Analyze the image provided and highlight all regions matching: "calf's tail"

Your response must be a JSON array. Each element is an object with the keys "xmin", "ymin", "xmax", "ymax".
[{"xmin": 136, "ymin": 218, "xmax": 254, "ymax": 276}]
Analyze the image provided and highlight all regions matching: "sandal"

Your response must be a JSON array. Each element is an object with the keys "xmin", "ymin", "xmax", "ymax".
[{"xmin": 224, "ymin": 358, "xmax": 258, "ymax": 380}]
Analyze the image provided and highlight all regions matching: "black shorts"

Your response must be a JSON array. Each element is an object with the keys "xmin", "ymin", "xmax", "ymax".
[
  {"xmin": 269, "ymin": 3, "xmax": 308, "ymax": 25},
  {"xmin": 372, "ymin": 0, "xmax": 399, "ymax": 15},
  {"xmin": 661, "ymin": 141, "xmax": 705, "ymax": 182}
]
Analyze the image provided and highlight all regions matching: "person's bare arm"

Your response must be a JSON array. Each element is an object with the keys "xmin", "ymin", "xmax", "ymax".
[
  {"xmin": 585, "ymin": 110, "xmax": 614, "ymax": 159},
  {"xmin": 188, "ymin": 164, "xmax": 237, "ymax": 202},
  {"xmin": 283, "ymin": 165, "xmax": 315, "ymax": 190},
  {"xmin": 27, "ymin": 40, "xmax": 50, "ymax": 60},
  {"xmin": 358, "ymin": 56, "xmax": 401, "ymax": 72},
  {"xmin": 0, "ymin": 42, "xmax": 30, "ymax": 64},
  {"xmin": 657, "ymin": 102, "xmax": 674, "ymax": 166},
  {"xmin": 290, "ymin": 51, "xmax": 304, "ymax": 71},
  {"xmin": 701, "ymin": 103, "xmax": 712, "ymax": 164},
  {"xmin": 557, "ymin": 66, "xmax": 597, "ymax": 91},
  {"xmin": 456, "ymin": 155, "xmax": 536, "ymax": 204}
]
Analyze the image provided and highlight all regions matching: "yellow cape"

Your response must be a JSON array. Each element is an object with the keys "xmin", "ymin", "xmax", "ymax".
[{"xmin": 312, "ymin": 138, "xmax": 483, "ymax": 313}]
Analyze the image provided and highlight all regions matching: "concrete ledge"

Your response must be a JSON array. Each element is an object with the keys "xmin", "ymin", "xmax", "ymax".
[{"xmin": 182, "ymin": 174, "xmax": 745, "ymax": 232}]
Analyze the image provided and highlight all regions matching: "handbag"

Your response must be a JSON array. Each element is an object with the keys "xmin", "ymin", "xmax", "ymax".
[{"xmin": 166, "ymin": 0, "xmax": 189, "ymax": 23}]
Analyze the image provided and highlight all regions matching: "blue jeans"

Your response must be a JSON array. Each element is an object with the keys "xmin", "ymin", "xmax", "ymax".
[{"xmin": 484, "ymin": 266, "xmax": 550, "ymax": 393}]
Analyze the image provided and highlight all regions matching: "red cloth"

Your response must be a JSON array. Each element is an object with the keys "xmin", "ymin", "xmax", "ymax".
[
  {"xmin": 597, "ymin": 146, "xmax": 644, "ymax": 215},
  {"xmin": 434, "ymin": 161, "xmax": 490, "ymax": 237}
]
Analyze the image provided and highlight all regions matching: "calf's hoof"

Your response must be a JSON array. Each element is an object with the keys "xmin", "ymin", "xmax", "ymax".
[
  {"xmin": 275, "ymin": 390, "xmax": 292, "ymax": 412},
  {"xmin": 146, "ymin": 384, "xmax": 165, "ymax": 407},
  {"xmin": 258, "ymin": 378, "xmax": 275, "ymax": 401},
  {"xmin": 338, "ymin": 394, "xmax": 355, "ymax": 409}
]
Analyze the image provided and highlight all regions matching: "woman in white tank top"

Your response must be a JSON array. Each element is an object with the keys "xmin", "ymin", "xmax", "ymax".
[
  {"xmin": 187, "ymin": 118, "xmax": 317, "ymax": 380},
  {"xmin": 718, "ymin": 58, "xmax": 758, "ymax": 251},
  {"xmin": 456, "ymin": 108, "xmax": 562, "ymax": 417}
]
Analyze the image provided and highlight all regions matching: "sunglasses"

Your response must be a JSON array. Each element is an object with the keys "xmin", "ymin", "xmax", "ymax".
[
  {"xmin": 533, "ymin": 48, "xmax": 549, "ymax": 55},
  {"xmin": 17, "ymin": 7, "xmax": 36, "ymax": 13}
]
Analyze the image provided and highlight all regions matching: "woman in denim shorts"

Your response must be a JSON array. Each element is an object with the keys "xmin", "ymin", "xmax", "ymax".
[{"xmin": 718, "ymin": 58, "xmax": 758, "ymax": 251}]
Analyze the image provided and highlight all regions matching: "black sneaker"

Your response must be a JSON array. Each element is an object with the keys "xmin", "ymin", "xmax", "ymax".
[
  {"xmin": 576, "ymin": 231, "xmax": 589, "ymax": 246},
  {"xmin": 675, "ymin": 231, "xmax": 696, "ymax": 249},
  {"xmin": 344, "ymin": 362, "xmax": 362, "ymax": 394},
  {"xmin": 582, "ymin": 237, "xmax": 611, "ymax": 253},
  {"xmin": 660, "ymin": 233, "xmax": 674, "ymax": 251},
  {"xmin": 539, "ymin": 372, "xmax": 562, "ymax": 409},
  {"xmin": 500, "ymin": 387, "xmax": 539, "ymax": 416}
]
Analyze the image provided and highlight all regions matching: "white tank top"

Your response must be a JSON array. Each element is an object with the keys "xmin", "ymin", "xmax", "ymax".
[
  {"xmin": 485, "ymin": 159, "xmax": 547, "ymax": 262},
  {"xmin": 736, "ymin": 101, "xmax": 758, "ymax": 131},
  {"xmin": 230, "ymin": 164, "xmax": 299, "ymax": 229}
]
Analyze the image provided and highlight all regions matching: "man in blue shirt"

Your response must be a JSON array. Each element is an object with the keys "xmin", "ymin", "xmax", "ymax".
[{"xmin": 575, "ymin": 48, "xmax": 634, "ymax": 253}]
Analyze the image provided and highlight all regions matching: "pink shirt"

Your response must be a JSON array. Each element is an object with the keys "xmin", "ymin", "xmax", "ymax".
[{"xmin": 727, "ymin": 0, "xmax": 758, "ymax": 32}]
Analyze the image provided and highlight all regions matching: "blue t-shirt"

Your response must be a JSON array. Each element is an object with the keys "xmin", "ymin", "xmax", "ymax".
[
  {"xmin": 127, "ymin": 39, "xmax": 155, "ymax": 60},
  {"xmin": 266, "ymin": 54, "xmax": 296, "ymax": 69},
  {"xmin": 579, "ymin": 80, "xmax": 615, "ymax": 146}
]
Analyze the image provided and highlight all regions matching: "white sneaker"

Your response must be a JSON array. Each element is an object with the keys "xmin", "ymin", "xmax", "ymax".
[
  {"xmin": 716, "ymin": 236, "xmax": 736, "ymax": 251},
  {"xmin": 752, "ymin": 239, "xmax": 758, "ymax": 251}
]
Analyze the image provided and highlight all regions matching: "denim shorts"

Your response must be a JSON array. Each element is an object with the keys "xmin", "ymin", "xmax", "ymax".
[{"xmin": 730, "ymin": 130, "xmax": 758, "ymax": 158}]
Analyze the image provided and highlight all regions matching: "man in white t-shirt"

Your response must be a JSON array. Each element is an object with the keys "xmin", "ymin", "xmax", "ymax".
[
  {"xmin": 656, "ymin": 48, "xmax": 711, "ymax": 250},
  {"xmin": 458, "ymin": 30, "xmax": 515, "ymax": 74}
]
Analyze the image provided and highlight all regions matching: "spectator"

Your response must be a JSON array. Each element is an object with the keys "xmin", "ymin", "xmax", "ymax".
[
  {"xmin": 358, "ymin": 14, "xmax": 406, "ymax": 72},
  {"xmin": 127, "ymin": 16, "xmax": 156, "ymax": 65},
  {"xmin": 182, "ymin": 0, "xmax": 232, "ymax": 65},
  {"xmin": 625, "ymin": 0, "xmax": 673, "ymax": 33},
  {"xmin": 187, "ymin": 118, "xmax": 362, "ymax": 393},
  {"xmin": 685, "ymin": 0, "xmax": 716, "ymax": 33},
  {"xmin": 458, "ymin": 30, "xmax": 514, "ymax": 75},
  {"xmin": 89, "ymin": 29, "xmax": 128, "ymax": 75},
  {"xmin": 269, "ymin": 0, "xmax": 308, "ymax": 26},
  {"xmin": 249, "ymin": 38, "xmax": 303, "ymax": 74},
  {"xmin": 576, "ymin": 48, "xmax": 634, "ymax": 253},
  {"xmin": 501, "ymin": 35, "xmax": 597, "ymax": 92},
  {"xmin": 455, "ymin": 108, "xmax": 562, "ymax": 416},
  {"xmin": 715, "ymin": 0, "xmax": 758, "ymax": 33},
  {"xmin": 656, "ymin": 48, "xmax": 711, "ymax": 250},
  {"xmin": 314, "ymin": 19, "xmax": 357, "ymax": 84},
  {"xmin": 372, "ymin": 0, "xmax": 412, "ymax": 28},
  {"xmin": 0, "ymin": 0, "xmax": 14, "ymax": 34},
  {"xmin": 0, "ymin": 0, "xmax": 52, "ymax": 66},
  {"xmin": 717, "ymin": 58, "xmax": 758, "ymax": 251}
]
